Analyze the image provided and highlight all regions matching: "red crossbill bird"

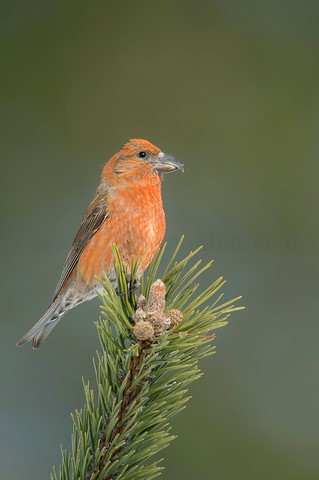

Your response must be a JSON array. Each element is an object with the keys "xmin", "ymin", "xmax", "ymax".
[{"xmin": 17, "ymin": 139, "xmax": 183, "ymax": 349}]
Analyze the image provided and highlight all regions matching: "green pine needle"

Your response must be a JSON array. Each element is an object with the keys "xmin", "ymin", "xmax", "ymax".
[{"xmin": 51, "ymin": 237, "xmax": 244, "ymax": 480}]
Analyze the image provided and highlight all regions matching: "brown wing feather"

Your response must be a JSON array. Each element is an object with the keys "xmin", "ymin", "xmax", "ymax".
[{"xmin": 52, "ymin": 190, "xmax": 108, "ymax": 302}]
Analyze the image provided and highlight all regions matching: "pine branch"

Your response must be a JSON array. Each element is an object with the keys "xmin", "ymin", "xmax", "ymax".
[{"xmin": 51, "ymin": 238, "xmax": 244, "ymax": 480}]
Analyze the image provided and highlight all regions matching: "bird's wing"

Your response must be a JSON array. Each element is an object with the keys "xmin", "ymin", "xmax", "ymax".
[{"xmin": 52, "ymin": 200, "xmax": 108, "ymax": 302}]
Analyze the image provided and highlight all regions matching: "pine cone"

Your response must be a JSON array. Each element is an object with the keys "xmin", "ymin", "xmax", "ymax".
[
  {"xmin": 147, "ymin": 279, "xmax": 166, "ymax": 314},
  {"xmin": 149, "ymin": 313, "xmax": 172, "ymax": 335},
  {"xmin": 133, "ymin": 321, "xmax": 154, "ymax": 341},
  {"xmin": 166, "ymin": 309, "xmax": 183, "ymax": 327}
]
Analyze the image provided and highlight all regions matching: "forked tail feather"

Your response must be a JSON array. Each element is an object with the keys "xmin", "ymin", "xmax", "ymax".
[{"xmin": 16, "ymin": 298, "xmax": 66, "ymax": 349}]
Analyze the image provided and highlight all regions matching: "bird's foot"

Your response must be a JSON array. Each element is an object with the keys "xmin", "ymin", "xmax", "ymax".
[
  {"xmin": 115, "ymin": 276, "xmax": 140, "ymax": 296},
  {"xmin": 129, "ymin": 277, "xmax": 141, "ymax": 293}
]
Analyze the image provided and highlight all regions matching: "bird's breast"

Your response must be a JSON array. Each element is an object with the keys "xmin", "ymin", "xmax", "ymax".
[{"xmin": 78, "ymin": 184, "xmax": 166, "ymax": 284}]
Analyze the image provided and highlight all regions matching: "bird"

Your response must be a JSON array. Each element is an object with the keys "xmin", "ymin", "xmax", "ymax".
[{"xmin": 17, "ymin": 139, "xmax": 183, "ymax": 349}]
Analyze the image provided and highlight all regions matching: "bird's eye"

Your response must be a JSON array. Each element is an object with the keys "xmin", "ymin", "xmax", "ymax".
[{"xmin": 138, "ymin": 151, "xmax": 147, "ymax": 158}]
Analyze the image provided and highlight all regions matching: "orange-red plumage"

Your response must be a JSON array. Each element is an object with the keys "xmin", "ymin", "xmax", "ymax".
[{"xmin": 17, "ymin": 139, "xmax": 183, "ymax": 349}]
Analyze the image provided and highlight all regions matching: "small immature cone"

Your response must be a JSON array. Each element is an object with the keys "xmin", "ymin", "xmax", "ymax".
[
  {"xmin": 166, "ymin": 309, "xmax": 184, "ymax": 327},
  {"xmin": 134, "ymin": 307, "xmax": 147, "ymax": 323},
  {"xmin": 147, "ymin": 279, "xmax": 166, "ymax": 314},
  {"xmin": 149, "ymin": 313, "xmax": 172, "ymax": 335},
  {"xmin": 133, "ymin": 321, "xmax": 154, "ymax": 341},
  {"xmin": 133, "ymin": 279, "xmax": 183, "ymax": 340},
  {"xmin": 136, "ymin": 295, "xmax": 147, "ymax": 309}
]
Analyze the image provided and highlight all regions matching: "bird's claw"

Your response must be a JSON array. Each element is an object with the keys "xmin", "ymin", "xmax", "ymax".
[
  {"xmin": 115, "ymin": 277, "xmax": 140, "ymax": 297},
  {"xmin": 129, "ymin": 278, "xmax": 141, "ymax": 293}
]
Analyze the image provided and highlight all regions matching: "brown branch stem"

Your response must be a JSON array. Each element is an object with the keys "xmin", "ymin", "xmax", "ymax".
[{"xmin": 91, "ymin": 340, "xmax": 150, "ymax": 480}]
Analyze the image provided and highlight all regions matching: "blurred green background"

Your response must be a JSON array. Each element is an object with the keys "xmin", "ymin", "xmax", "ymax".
[{"xmin": 2, "ymin": 1, "xmax": 319, "ymax": 478}]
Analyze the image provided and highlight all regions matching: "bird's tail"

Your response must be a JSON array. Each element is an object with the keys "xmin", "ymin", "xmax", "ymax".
[{"xmin": 16, "ymin": 298, "xmax": 67, "ymax": 349}]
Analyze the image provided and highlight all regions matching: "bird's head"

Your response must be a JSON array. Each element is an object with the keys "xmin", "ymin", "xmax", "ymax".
[{"xmin": 102, "ymin": 139, "xmax": 184, "ymax": 185}]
